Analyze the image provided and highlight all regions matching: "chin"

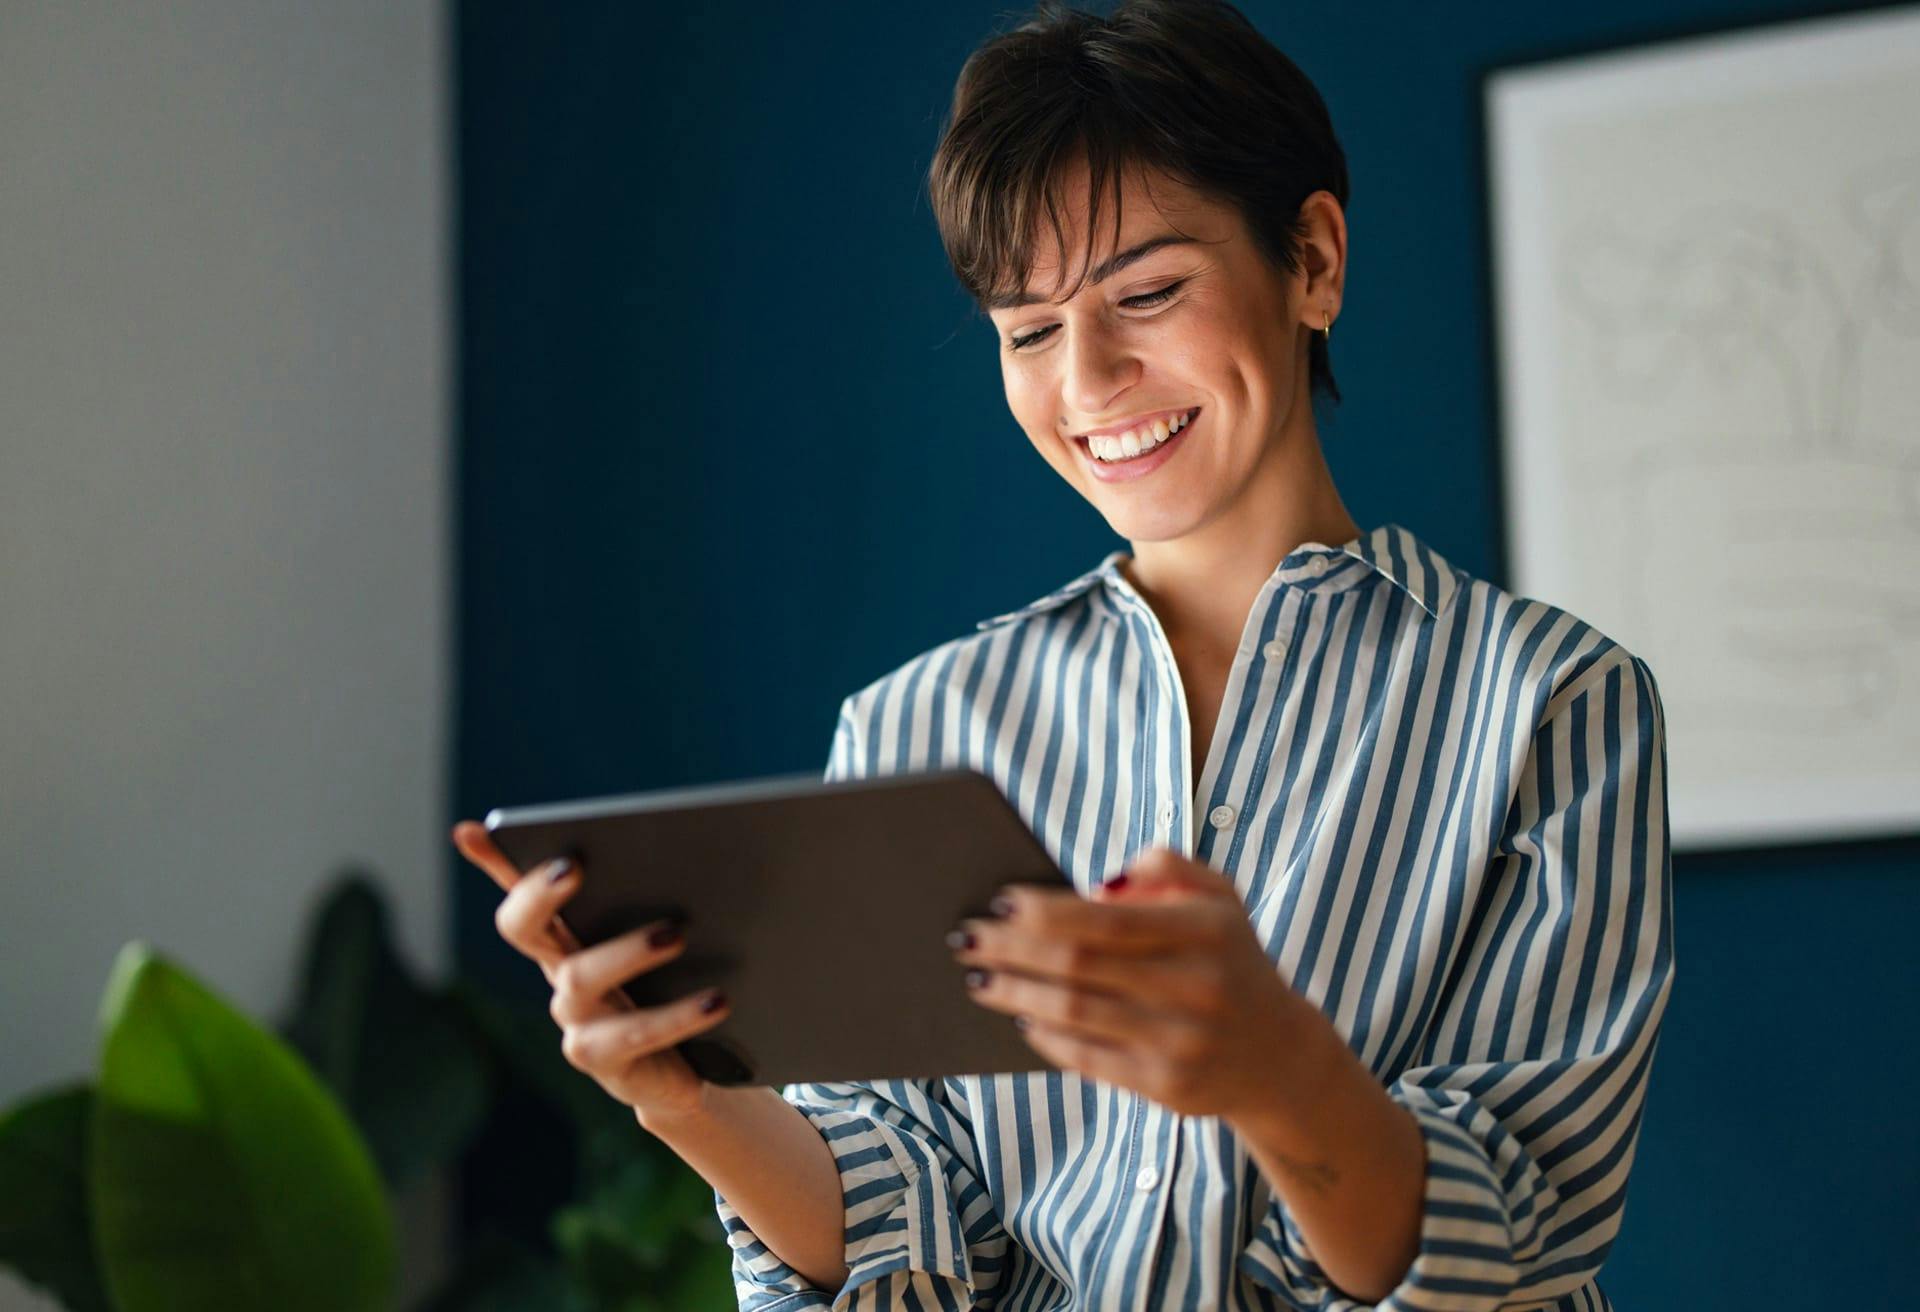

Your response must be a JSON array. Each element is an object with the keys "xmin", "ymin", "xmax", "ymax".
[{"xmin": 1094, "ymin": 499, "xmax": 1212, "ymax": 545}]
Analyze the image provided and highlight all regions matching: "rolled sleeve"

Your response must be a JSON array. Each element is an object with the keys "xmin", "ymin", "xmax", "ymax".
[
  {"xmin": 1239, "ymin": 652, "xmax": 1675, "ymax": 1311},
  {"xmin": 714, "ymin": 1076, "xmax": 1009, "ymax": 1310}
]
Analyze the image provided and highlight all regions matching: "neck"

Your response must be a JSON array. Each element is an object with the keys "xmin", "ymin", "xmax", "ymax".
[{"xmin": 1117, "ymin": 405, "xmax": 1359, "ymax": 656}]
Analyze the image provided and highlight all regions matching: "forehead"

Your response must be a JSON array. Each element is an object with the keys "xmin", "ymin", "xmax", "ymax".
[{"xmin": 1014, "ymin": 160, "xmax": 1222, "ymax": 296}]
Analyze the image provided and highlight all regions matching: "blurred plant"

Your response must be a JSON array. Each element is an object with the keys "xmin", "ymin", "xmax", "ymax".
[
  {"xmin": 0, "ymin": 942, "xmax": 394, "ymax": 1311},
  {"xmin": 0, "ymin": 871, "xmax": 737, "ymax": 1311}
]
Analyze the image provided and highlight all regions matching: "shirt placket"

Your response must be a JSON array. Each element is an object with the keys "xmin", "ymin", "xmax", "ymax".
[
  {"xmin": 1101, "ymin": 562, "xmax": 1338, "ymax": 1310},
  {"xmin": 1196, "ymin": 583, "xmax": 1307, "ymax": 890},
  {"xmin": 1111, "ymin": 572, "xmax": 1291, "ymax": 861},
  {"xmin": 1124, "ymin": 1099, "xmax": 1182, "ymax": 1312},
  {"xmin": 1102, "ymin": 575, "xmax": 1303, "ymax": 1311}
]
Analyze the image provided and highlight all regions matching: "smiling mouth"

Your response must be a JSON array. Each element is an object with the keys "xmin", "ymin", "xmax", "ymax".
[{"xmin": 1073, "ymin": 406, "xmax": 1200, "ymax": 463}]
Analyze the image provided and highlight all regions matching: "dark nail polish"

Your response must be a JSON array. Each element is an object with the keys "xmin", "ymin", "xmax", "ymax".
[
  {"xmin": 988, "ymin": 894, "xmax": 1015, "ymax": 919},
  {"xmin": 545, "ymin": 857, "xmax": 574, "ymax": 884},
  {"xmin": 964, "ymin": 968, "xmax": 990, "ymax": 990},
  {"xmin": 699, "ymin": 989, "xmax": 726, "ymax": 1013},
  {"xmin": 647, "ymin": 921, "xmax": 684, "ymax": 949},
  {"xmin": 945, "ymin": 928, "xmax": 976, "ymax": 951},
  {"xmin": 1102, "ymin": 872, "xmax": 1130, "ymax": 892}
]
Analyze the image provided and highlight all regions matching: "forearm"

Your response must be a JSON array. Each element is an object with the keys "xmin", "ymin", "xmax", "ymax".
[
  {"xmin": 639, "ymin": 1083, "xmax": 850, "ymax": 1292},
  {"xmin": 1228, "ymin": 1004, "xmax": 1426, "ymax": 1302}
]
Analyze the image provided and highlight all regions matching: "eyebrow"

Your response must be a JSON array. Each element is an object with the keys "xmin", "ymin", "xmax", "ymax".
[{"xmin": 985, "ymin": 232, "xmax": 1200, "ymax": 311}]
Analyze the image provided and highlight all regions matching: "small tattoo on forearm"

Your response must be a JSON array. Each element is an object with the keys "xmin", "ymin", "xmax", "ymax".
[{"xmin": 1273, "ymin": 1153, "xmax": 1339, "ymax": 1196}]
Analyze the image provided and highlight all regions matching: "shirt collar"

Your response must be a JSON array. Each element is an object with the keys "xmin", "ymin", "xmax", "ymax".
[{"xmin": 974, "ymin": 522, "xmax": 1459, "ymax": 632}]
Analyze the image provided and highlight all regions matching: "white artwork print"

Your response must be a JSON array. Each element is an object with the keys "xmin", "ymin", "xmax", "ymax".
[{"xmin": 1486, "ymin": 6, "xmax": 1920, "ymax": 852}]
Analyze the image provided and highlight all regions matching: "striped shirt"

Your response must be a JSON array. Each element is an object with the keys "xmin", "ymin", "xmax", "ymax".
[{"xmin": 714, "ymin": 521, "xmax": 1675, "ymax": 1312}]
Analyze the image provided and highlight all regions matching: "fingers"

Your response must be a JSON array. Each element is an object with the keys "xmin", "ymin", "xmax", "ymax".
[
  {"xmin": 492, "ymin": 854, "xmax": 586, "ymax": 973},
  {"xmin": 950, "ymin": 917, "xmax": 1160, "ymax": 998},
  {"xmin": 450, "ymin": 820, "xmax": 520, "ymax": 895},
  {"xmin": 964, "ymin": 967, "xmax": 1135, "ymax": 1046},
  {"xmin": 559, "ymin": 987, "xmax": 730, "ymax": 1075},
  {"xmin": 549, "ymin": 918, "xmax": 686, "ymax": 1026},
  {"xmin": 987, "ymin": 883, "xmax": 1222, "ymax": 954},
  {"xmin": 454, "ymin": 820, "xmax": 589, "ymax": 958}
]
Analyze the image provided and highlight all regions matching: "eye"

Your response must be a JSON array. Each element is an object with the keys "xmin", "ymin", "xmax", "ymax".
[{"xmin": 1007, "ymin": 280, "xmax": 1188, "ymax": 352}]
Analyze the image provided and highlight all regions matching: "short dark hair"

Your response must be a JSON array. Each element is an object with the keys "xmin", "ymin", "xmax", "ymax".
[{"xmin": 928, "ymin": 0, "xmax": 1350, "ymax": 405}]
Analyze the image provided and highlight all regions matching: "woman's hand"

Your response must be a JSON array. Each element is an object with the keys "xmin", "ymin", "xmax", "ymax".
[
  {"xmin": 947, "ymin": 845, "xmax": 1316, "ymax": 1121},
  {"xmin": 450, "ymin": 819, "xmax": 730, "ymax": 1124}
]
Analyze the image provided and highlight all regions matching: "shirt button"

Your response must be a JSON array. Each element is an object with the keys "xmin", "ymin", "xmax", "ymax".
[
  {"xmin": 1262, "ymin": 638, "xmax": 1287, "ymax": 660},
  {"xmin": 1135, "ymin": 1164, "xmax": 1161, "ymax": 1191},
  {"xmin": 1209, "ymin": 803, "xmax": 1236, "ymax": 829},
  {"xmin": 1157, "ymin": 798, "xmax": 1175, "ymax": 828},
  {"xmin": 1308, "ymin": 556, "xmax": 1330, "ymax": 576}
]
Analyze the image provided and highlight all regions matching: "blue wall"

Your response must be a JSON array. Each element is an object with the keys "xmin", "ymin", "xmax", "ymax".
[{"xmin": 454, "ymin": 2, "xmax": 1920, "ymax": 1303}]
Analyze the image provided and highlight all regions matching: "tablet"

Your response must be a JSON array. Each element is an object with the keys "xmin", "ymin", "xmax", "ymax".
[{"xmin": 483, "ymin": 765, "xmax": 1077, "ymax": 1088}]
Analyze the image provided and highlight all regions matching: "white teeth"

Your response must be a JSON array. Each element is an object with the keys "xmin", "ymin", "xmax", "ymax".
[{"xmin": 1087, "ymin": 409, "xmax": 1194, "ymax": 463}]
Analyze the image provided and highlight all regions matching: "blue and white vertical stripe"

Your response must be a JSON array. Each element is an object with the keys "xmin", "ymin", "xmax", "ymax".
[{"xmin": 714, "ymin": 522, "xmax": 1674, "ymax": 1312}]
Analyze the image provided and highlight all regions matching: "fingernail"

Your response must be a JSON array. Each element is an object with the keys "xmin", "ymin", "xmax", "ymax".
[
  {"xmin": 987, "ymin": 894, "xmax": 1015, "ymax": 919},
  {"xmin": 1102, "ymin": 872, "xmax": 1130, "ymax": 892},
  {"xmin": 945, "ymin": 927, "xmax": 976, "ymax": 951},
  {"xmin": 545, "ymin": 857, "xmax": 574, "ymax": 884},
  {"xmin": 1013, "ymin": 1015, "xmax": 1031, "ymax": 1031},
  {"xmin": 964, "ymin": 968, "xmax": 990, "ymax": 990},
  {"xmin": 699, "ymin": 988, "xmax": 726, "ymax": 1013},
  {"xmin": 647, "ymin": 921, "xmax": 684, "ymax": 949}
]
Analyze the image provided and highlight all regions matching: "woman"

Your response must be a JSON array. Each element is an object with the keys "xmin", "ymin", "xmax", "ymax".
[{"xmin": 452, "ymin": 1, "xmax": 1674, "ymax": 1308}]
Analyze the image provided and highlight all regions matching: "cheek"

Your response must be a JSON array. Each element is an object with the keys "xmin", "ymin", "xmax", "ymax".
[
  {"xmin": 1023, "ymin": 425, "xmax": 1076, "ymax": 471},
  {"xmin": 1002, "ymin": 384, "xmax": 1061, "ymax": 453}
]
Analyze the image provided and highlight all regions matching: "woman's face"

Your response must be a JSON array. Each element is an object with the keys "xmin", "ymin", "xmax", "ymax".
[{"xmin": 987, "ymin": 160, "xmax": 1341, "ymax": 546}]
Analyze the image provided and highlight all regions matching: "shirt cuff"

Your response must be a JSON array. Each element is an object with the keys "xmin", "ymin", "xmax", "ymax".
[
  {"xmin": 715, "ymin": 1107, "xmax": 977, "ymax": 1309},
  {"xmin": 1236, "ymin": 1098, "xmax": 1524, "ymax": 1311}
]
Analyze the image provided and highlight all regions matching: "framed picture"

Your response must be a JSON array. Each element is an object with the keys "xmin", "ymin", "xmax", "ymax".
[{"xmin": 1484, "ymin": 6, "xmax": 1920, "ymax": 853}]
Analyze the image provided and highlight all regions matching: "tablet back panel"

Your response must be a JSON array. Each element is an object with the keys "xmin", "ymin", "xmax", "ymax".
[{"xmin": 485, "ymin": 766, "xmax": 1075, "ymax": 1087}]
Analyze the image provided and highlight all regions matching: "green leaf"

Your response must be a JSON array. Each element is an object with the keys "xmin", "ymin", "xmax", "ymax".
[
  {"xmin": 443, "ymin": 979, "xmax": 741, "ymax": 1307},
  {"xmin": 551, "ymin": 1208, "xmax": 655, "ymax": 1306},
  {"xmin": 551, "ymin": 1143, "xmax": 733, "ymax": 1305},
  {"xmin": 280, "ymin": 871, "xmax": 491, "ymax": 1190},
  {"xmin": 0, "ymin": 1082, "xmax": 112, "ymax": 1312},
  {"xmin": 90, "ymin": 941, "xmax": 396, "ymax": 1312},
  {"xmin": 584, "ymin": 1149, "xmax": 724, "ymax": 1263}
]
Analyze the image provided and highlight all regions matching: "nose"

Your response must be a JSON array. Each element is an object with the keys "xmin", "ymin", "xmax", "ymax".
[{"xmin": 1060, "ymin": 322, "xmax": 1141, "ymax": 421}]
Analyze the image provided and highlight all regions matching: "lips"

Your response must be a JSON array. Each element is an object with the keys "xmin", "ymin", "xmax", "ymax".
[
  {"xmin": 1073, "ymin": 406, "xmax": 1200, "ymax": 460},
  {"xmin": 1075, "ymin": 406, "xmax": 1200, "ymax": 483},
  {"xmin": 1076, "ymin": 406, "xmax": 1198, "ymax": 442}
]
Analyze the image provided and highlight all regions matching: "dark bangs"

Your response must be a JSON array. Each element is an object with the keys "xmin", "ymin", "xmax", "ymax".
[{"xmin": 927, "ymin": 0, "xmax": 1350, "ymax": 403}]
